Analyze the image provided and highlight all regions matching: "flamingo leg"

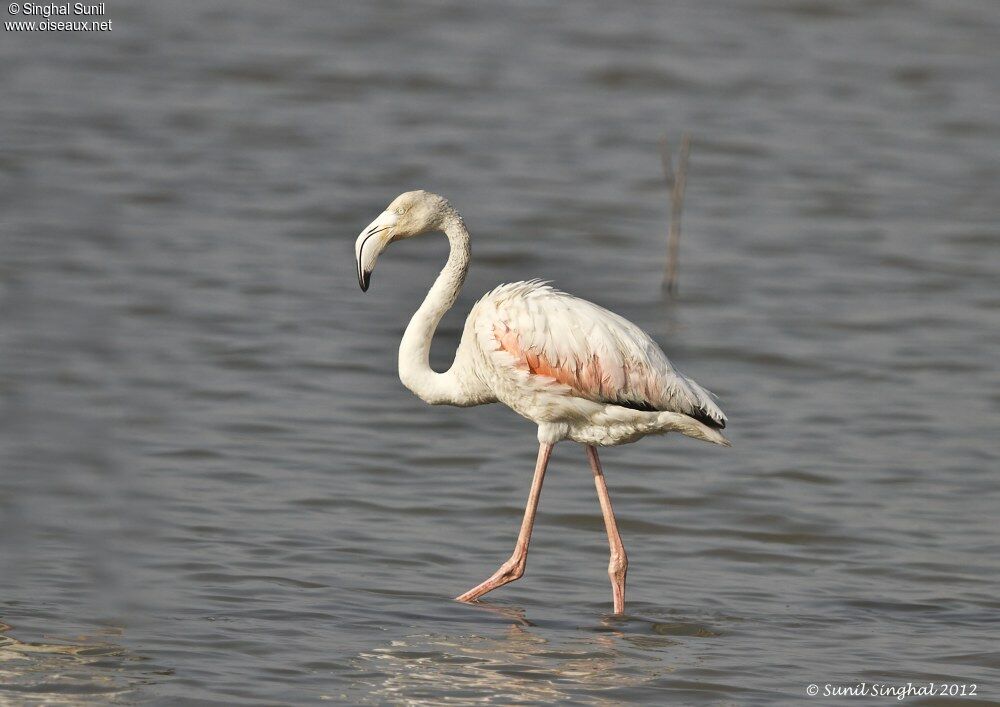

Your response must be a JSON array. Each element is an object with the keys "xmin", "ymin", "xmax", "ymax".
[
  {"xmin": 455, "ymin": 442, "xmax": 553, "ymax": 603},
  {"xmin": 586, "ymin": 445, "xmax": 628, "ymax": 614}
]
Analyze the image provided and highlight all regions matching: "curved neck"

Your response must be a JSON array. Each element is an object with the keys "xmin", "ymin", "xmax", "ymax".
[{"xmin": 398, "ymin": 213, "xmax": 471, "ymax": 404}]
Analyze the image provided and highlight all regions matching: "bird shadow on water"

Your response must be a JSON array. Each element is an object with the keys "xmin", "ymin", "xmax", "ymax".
[{"xmin": 348, "ymin": 601, "xmax": 723, "ymax": 704}]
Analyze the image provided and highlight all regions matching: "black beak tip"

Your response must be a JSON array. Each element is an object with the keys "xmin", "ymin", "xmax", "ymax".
[{"xmin": 359, "ymin": 271, "xmax": 371, "ymax": 292}]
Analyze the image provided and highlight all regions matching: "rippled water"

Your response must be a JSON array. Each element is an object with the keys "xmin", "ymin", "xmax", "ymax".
[{"xmin": 2, "ymin": 0, "xmax": 999, "ymax": 703}]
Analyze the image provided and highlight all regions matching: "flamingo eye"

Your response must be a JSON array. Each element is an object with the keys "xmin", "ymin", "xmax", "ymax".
[{"xmin": 395, "ymin": 207, "xmax": 405, "ymax": 215}]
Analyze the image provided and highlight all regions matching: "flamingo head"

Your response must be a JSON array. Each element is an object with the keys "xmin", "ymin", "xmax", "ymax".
[{"xmin": 355, "ymin": 190, "xmax": 453, "ymax": 291}]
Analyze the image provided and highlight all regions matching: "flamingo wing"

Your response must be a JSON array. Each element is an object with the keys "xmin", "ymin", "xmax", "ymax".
[{"xmin": 473, "ymin": 281, "xmax": 726, "ymax": 429}]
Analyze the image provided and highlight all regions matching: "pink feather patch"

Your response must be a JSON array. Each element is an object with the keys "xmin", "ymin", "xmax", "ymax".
[{"xmin": 494, "ymin": 322, "xmax": 649, "ymax": 402}]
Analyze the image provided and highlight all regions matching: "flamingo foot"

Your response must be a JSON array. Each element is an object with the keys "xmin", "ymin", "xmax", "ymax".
[{"xmin": 455, "ymin": 553, "xmax": 526, "ymax": 603}]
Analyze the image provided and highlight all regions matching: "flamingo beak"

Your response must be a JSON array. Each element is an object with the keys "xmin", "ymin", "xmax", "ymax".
[{"xmin": 355, "ymin": 211, "xmax": 397, "ymax": 292}]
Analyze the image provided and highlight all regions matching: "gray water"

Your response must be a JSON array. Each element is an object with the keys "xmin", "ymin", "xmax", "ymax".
[{"xmin": 2, "ymin": 0, "xmax": 999, "ymax": 704}]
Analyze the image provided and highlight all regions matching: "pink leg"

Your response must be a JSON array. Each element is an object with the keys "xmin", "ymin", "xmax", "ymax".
[
  {"xmin": 586, "ymin": 445, "xmax": 628, "ymax": 614},
  {"xmin": 455, "ymin": 442, "xmax": 553, "ymax": 603}
]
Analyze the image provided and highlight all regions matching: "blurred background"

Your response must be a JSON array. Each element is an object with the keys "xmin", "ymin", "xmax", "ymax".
[{"xmin": 1, "ymin": 0, "xmax": 998, "ymax": 703}]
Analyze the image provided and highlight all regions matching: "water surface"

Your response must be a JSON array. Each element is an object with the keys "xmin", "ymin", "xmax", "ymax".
[{"xmin": 2, "ymin": 0, "xmax": 999, "ymax": 703}]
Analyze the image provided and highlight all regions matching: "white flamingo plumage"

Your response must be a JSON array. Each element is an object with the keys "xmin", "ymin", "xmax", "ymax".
[{"xmin": 355, "ymin": 190, "xmax": 729, "ymax": 614}]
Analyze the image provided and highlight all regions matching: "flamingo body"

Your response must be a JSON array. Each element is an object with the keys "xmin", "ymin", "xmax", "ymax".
[{"xmin": 463, "ymin": 280, "xmax": 727, "ymax": 447}]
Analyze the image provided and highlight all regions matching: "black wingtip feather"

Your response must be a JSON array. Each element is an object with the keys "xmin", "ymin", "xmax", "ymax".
[
  {"xmin": 690, "ymin": 407, "xmax": 726, "ymax": 430},
  {"xmin": 612, "ymin": 399, "xmax": 659, "ymax": 413},
  {"xmin": 613, "ymin": 399, "xmax": 726, "ymax": 430}
]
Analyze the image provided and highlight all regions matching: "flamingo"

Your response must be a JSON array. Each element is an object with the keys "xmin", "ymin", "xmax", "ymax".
[{"xmin": 354, "ymin": 190, "xmax": 729, "ymax": 614}]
